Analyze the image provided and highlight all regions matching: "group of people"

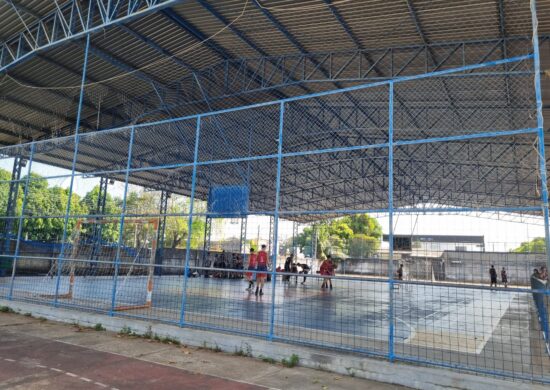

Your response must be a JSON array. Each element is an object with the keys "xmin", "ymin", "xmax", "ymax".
[
  {"xmin": 489, "ymin": 265, "xmax": 508, "ymax": 288},
  {"xmin": 280, "ymin": 254, "xmax": 311, "ymax": 285},
  {"xmin": 211, "ymin": 251, "xmax": 244, "ymax": 279},
  {"xmin": 490, "ymin": 265, "xmax": 550, "ymax": 289},
  {"xmin": 244, "ymin": 250, "xmax": 337, "ymax": 293}
]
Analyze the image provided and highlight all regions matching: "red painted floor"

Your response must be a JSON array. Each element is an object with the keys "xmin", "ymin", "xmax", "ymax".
[{"xmin": 0, "ymin": 331, "xmax": 265, "ymax": 390}]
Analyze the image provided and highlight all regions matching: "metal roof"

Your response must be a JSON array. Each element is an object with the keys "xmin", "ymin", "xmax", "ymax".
[{"xmin": 0, "ymin": 0, "xmax": 549, "ymax": 220}]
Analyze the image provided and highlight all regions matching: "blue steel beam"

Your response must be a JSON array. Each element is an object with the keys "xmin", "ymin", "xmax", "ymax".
[
  {"xmin": 9, "ymin": 37, "xmax": 535, "ymax": 144},
  {"xmin": 0, "ymin": 0, "xmax": 184, "ymax": 73}
]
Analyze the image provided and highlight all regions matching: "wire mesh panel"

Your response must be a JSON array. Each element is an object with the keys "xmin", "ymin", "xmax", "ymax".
[
  {"xmin": 2, "ymin": 4, "xmax": 550, "ymax": 384},
  {"xmin": 283, "ymin": 86, "xmax": 389, "ymax": 154},
  {"xmin": 393, "ymin": 284, "xmax": 550, "ymax": 382},
  {"xmin": 393, "ymin": 73, "xmax": 537, "ymax": 141},
  {"xmin": 392, "ymin": 133, "xmax": 540, "ymax": 210}
]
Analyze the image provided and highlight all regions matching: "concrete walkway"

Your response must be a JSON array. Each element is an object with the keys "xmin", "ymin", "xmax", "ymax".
[{"xmin": 0, "ymin": 311, "xmax": 405, "ymax": 390}]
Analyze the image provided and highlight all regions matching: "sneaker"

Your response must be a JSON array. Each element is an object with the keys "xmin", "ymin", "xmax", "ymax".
[{"xmin": 259, "ymin": 291, "xmax": 264, "ymax": 296}]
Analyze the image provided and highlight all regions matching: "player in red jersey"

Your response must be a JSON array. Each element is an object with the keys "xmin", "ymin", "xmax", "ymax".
[
  {"xmin": 255, "ymin": 244, "xmax": 269, "ymax": 296},
  {"xmin": 245, "ymin": 248, "xmax": 257, "ymax": 291},
  {"xmin": 320, "ymin": 255, "xmax": 335, "ymax": 290}
]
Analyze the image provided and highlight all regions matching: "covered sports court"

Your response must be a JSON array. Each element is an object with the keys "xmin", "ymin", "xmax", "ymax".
[{"xmin": 1, "ymin": 0, "xmax": 550, "ymax": 385}]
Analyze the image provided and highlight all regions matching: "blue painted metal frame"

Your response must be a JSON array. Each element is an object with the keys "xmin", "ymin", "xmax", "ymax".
[
  {"xmin": 1, "ymin": 20, "xmax": 548, "ymax": 381},
  {"xmin": 268, "ymin": 102, "xmax": 285, "ymax": 341},
  {"xmin": 180, "ymin": 116, "xmax": 201, "ymax": 326},
  {"xmin": 0, "ymin": 0, "xmax": 183, "ymax": 73},
  {"xmin": 387, "ymin": 82, "xmax": 395, "ymax": 361},
  {"xmin": 531, "ymin": 0, "xmax": 550, "ymax": 272},
  {"xmin": 8, "ymin": 143, "xmax": 34, "ymax": 299},
  {"xmin": 109, "ymin": 125, "xmax": 135, "ymax": 315},
  {"xmin": 53, "ymin": 32, "xmax": 91, "ymax": 306}
]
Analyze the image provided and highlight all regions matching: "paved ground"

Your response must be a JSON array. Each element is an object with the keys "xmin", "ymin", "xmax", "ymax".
[{"xmin": 0, "ymin": 311, "xmax": 405, "ymax": 390}]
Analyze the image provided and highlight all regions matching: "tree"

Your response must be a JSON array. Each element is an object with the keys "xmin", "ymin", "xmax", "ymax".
[
  {"xmin": 79, "ymin": 185, "xmax": 120, "ymax": 243},
  {"xmin": 22, "ymin": 178, "xmax": 87, "ymax": 242},
  {"xmin": 164, "ymin": 198, "xmax": 188, "ymax": 249},
  {"xmin": 0, "ymin": 168, "xmax": 12, "ymax": 216},
  {"xmin": 294, "ymin": 214, "xmax": 382, "ymax": 259},
  {"xmin": 512, "ymin": 237, "xmax": 546, "ymax": 253}
]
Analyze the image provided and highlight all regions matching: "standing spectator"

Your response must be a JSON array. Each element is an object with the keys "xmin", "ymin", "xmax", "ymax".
[
  {"xmin": 300, "ymin": 262, "xmax": 310, "ymax": 285},
  {"xmin": 245, "ymin": 248, "xmax": 257, "ymax": 292},
  {"xmin": 320, "ymin": 255, "xmax": 335, "ymax": 290},
  {"xmin": 291, "ymin": 262, "xmax": 299, "ymax": 284},
  {"xmin": 501, "ymin": 267, "xmax": 508, "ymax": 288},
  {"xmin": 255, "ymin": 245, "xmax": 269, "ymax": 296},
  {"xmin": 489, "ymin": 265, "xmax": 498, "ymax": 288},
  {"xmin": 283, "ymin": 254, "xmax": 293, "ymax": 282},
  {"xmin": 397, "ymin": 264, "xmax": 404, "ymax": 281}
]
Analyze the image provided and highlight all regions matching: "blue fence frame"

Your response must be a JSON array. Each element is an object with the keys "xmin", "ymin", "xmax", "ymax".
[{"xmin": 0, "ymin": 0, "xmax": 549, "ymax": 383}]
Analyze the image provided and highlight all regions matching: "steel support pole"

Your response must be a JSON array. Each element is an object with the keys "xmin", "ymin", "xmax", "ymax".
[
  {"xmin": 8, "ymin": 144, "xmax": 34, "ymax": 299},
  {"xmin": 89, "ymin": 175, "xmax": 109, "ymax": 264},
  {"xmin": 202, "ymin": 216, "xmax": 212, "ymax": 266},
  {"xmin": 53, "ymin": 32, "xmax": 91, "ymax": 306},
  {"xmin": 180, "ymin": 116, "xmax": 201, "ymax": 326},
  {"xmin": 240, "ymin": 216, "xmax": 247, "ymax": 254},
  {"xmin": 530, "ymin": 0, "xmax": 550, "ymax": 271},
  {"xmin": 269, "ymin": 102, "xmax": 285, "ymax": 341},
  {"xmin": 388, "ymin": 82, "xmax": 395, "ymax": 362},
  {"xmin": 109, "ymin": 126, "xmax": 135, "ymax": 315},
  {"xmin": 154, "ymin": 190, "xmax": 169, "ymax": 276},
  {"xmin": 2, "ymin": 156, "xmax": 24, "ymax": 256}
]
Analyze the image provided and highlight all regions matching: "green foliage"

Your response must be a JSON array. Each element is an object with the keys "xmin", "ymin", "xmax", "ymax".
[
  {"xmin": 0, "ymin": 167, "xmax": 217, "ymax": 253},
  {"xmin": 282, "ymin": 354, "xmax": 299, "ymax": 368},
  {"xmin": 118, "ymin": 326, "xmax": 133, "ymax": 335},
  {"xmin": 348, "ymin": 234, "xmax": 380, "ymax": 258},
  {"xmin": 0, "ymin": 306, "xmax": 15, "ymax": 313},
  {"xmin": 0, "ymin": 168, "xmax": 11, "ymax": 216},
  {"xmin": 294, "ymin": 214, "xmax": 382, "ymax": 259},
  {"xmin": 93, "ymin": 323, "xmax": 106, "ymax": 331},
  {"xmin": 512, "ymin": 237, "xmax": 546, "ymax": 253}
]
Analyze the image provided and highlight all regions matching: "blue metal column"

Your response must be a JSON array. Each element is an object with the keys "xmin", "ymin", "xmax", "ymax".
[
  {"xmin": 269, "ymin": 102, "xmax": 285, "ymax": 341},
  {"xmin": 109, "ymin": 126, "xmax": 135, "ymax": 315},
  {"xmin": 531, "ymin": 0, "xmax": 550, "ymax": 270},
  {"xmin": 8, "ymin": 144, "xmax": 34, "ymax": 299},
  {"xmin": 154, "ymin": 190, "xmax": 169, "ymax": 276},
  {"xmin": 180, "ymin": 116, "xmax": 201, "ymax": 326},
  {"xmin": 53, "ymin": 32, "xmax": 91, "ymax": 306},
  {"xmin": 388, "ymin": 82, "xmax": 395, "ymax": 362}
]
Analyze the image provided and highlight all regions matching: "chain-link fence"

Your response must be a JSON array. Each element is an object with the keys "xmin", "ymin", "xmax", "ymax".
[{"xmin": 1, "ymin": 3, "xmax": 550, "ymax": 385}]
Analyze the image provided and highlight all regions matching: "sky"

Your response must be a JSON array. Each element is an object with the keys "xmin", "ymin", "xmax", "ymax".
[{"xmin": 1, "ymin": 157, "xmax": 546, "ymax": 252}]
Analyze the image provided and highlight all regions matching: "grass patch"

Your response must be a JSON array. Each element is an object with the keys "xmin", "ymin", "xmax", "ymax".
[
  {"xmin": 282, "ymin": 354, "xmax": 299, "ymax": 368},
  {"xmin": 118, "ymin": 326, "xmax": 133, "ymax": 336},
  {"xmin": 0, "ymin": 306, "xmax": 14, "ymax": 313},
  {"xmin": 93, "ymin": 323, "xmax": 106, "ymax": 331},
  {"xmin": 260, "ymin": 355, "xmax": 276, "ymax": 364}
]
